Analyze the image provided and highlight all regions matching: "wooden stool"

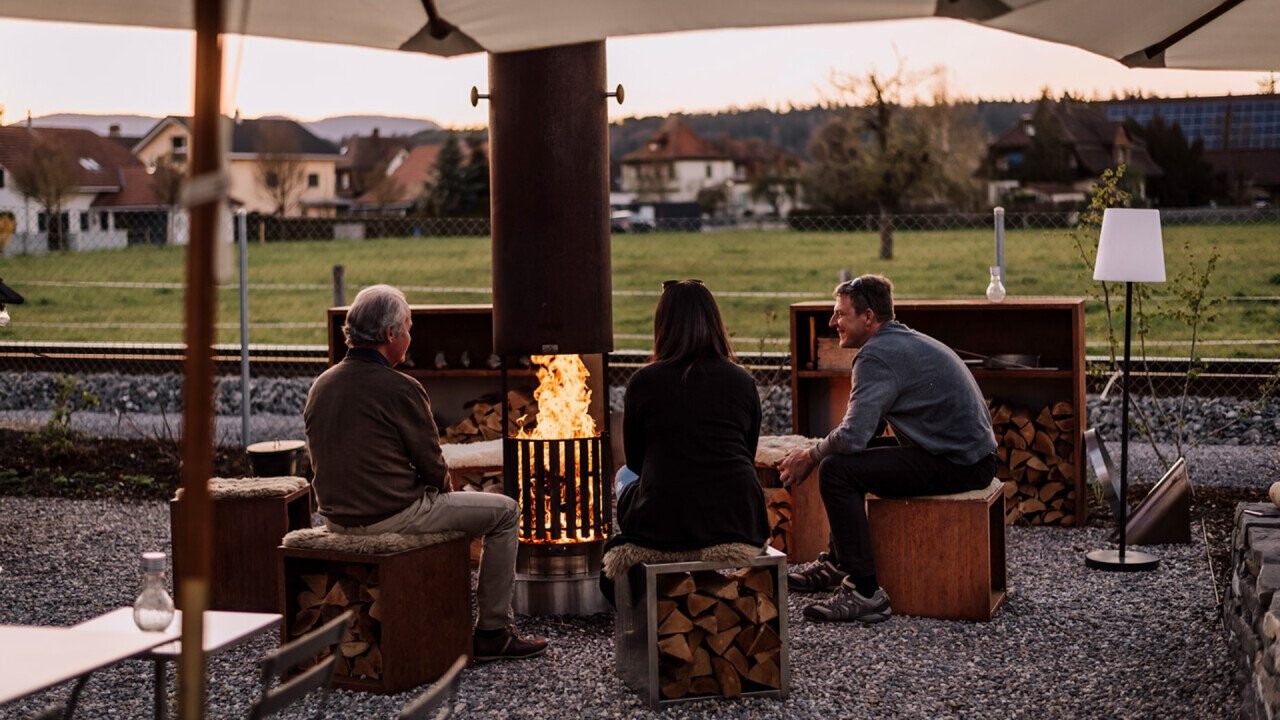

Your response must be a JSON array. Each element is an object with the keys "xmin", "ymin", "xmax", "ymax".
[
  {"xmin": 866, "ymin": 478, "xmax": 1007, "ymax": 621},
  {"xmin": 612, "ymin": 545, "xmax": 789, "ymax": 709},
  {"xmin": 279, "ymin": 528, "xmax": 471, "ymax": 693},
  {"xmin": 170, "ymin": 476, "xmax": 311, "ymax": 613}
]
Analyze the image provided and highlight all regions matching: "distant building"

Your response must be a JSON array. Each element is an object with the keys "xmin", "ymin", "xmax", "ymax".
[
  {"xmin": 987, "ymin": 102, "xmax": 1162, "ymax": 206},
  {"xmin": 133, "ymin": 115, "xmax": 342, "ymax": 217},
  {"xmin": 617, "ymin": 116, "xmax": 797, "ymax": 222},
  {"xmin": 336, "ymin": 128, "xmax": 410, "ymax": 201},
  {"xmin": 0, "ymin": 125, "xmax": 172, "ymax": 254},
  {"xmin": 1099, "ymin": 93, "xmax": 1280, "ymax": 204}
]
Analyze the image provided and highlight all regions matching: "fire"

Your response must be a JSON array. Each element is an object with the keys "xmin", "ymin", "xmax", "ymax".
[
  {"xmin": 517, "ymin": 354, "xmax": 597, "ymax": 439},
  {"xmin": 514, "ymin": 354, "xmax": 603, "ymax": 544}
]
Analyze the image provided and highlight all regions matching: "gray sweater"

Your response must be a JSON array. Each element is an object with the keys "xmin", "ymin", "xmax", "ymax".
[{"xmin": 811, "ymin": 321, "xmax": 996, "ymax": 466}]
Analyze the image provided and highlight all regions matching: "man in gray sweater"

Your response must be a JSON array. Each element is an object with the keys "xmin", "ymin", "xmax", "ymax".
[
  {"xmin": 777, "ymin": 275, "xmax": 996, "ymax": 623},
  {"xmin": 305, "ymin": 284, "xmax": 547, "ymax": 660}
]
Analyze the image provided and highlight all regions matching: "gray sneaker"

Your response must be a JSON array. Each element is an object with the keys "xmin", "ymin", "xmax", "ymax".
[
  {"xmin": 803, "ymin": 581, "xmax": 892, "ymax": 623},
  {"xmin": 787, "ymin": 552, "xmax": 849, "ymax": 593}
]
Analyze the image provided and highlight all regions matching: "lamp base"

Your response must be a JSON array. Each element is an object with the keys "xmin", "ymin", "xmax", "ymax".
[{"xmin": 1084, "ymin": 548, "xmax": 1159, "ymax": 572}]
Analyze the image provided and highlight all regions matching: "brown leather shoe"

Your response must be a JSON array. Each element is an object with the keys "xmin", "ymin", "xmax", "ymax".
[{"xmin": 473, "ymin": 625, "xmax": 548, "ymax": 662}]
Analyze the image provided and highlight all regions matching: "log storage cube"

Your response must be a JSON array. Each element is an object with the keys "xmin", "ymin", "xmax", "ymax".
[
  {"xmin": 615, "ymin": 547, "xmax": 790, "ymax": 709},
  {"xmin": 279, "ymin": 530, "xmax": 471, "ymax": 693},
  {"xmin": 170, "ymin": 476, "xmax": 312, "ymax": 613},
  {"xmin": 866, "ymin": 478, "xmax": 1007, "ymax": 621},
  {"xmin": 756, "ymin": 464, "xmax": 829, "ymax": 563}
]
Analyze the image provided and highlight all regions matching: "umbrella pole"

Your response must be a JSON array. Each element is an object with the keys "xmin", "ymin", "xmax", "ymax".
[{"xmin": 177, "ymin": 0, "xmax": 223, "ymax": 718}]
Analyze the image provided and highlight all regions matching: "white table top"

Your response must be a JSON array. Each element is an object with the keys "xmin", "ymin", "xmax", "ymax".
[
  {"xmin": 73, "ymin": 608, "xmax": 281, "ymax": 657},
  {"xmin": 0, "ymin": 625, "xmax": 179, "ymax": 704}
]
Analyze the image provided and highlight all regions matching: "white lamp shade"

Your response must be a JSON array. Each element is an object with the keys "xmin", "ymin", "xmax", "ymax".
[{"xmin": 1094, "ymin": 208, "xmax": 1166, "ymax": 283}]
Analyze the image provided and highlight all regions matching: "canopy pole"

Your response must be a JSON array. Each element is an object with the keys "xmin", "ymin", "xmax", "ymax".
[{"xmin": 177, "ymin": 0, "xmax": 223, "ymax": 717}]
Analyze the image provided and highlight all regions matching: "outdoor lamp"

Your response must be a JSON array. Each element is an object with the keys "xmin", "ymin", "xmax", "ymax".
[{"xmin": 1085, "ymin": 208, "xmax": 1165, "ymax": 572}]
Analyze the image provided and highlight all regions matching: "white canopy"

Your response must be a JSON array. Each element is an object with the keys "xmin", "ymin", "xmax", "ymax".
[{"xmin": 0, "ymin": 0, "xmax": 1275, "ymax": 70}]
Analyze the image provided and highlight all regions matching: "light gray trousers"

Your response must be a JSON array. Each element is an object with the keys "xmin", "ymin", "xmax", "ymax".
[{"xmin": 326, "ymin": 488, "xmax": 520, "ymax": 631}]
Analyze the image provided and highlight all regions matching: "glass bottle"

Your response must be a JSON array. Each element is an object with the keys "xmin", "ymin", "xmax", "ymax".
[
  {"xmin": 986, "ymin": 266, "xmax": 1006, "ymax": 303},
  {"xmin": 133, "ymin": 551, "xmax": 175, "ymax": 632}
]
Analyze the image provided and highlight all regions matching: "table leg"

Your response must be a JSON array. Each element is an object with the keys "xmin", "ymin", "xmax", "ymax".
[{"xmin": 154, "ymin": 659, "xmax": 168, "ymax": 720}]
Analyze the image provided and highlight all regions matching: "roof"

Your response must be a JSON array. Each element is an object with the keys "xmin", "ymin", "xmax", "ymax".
[
  {"xmin": 709, "ymin": 135, "xmax": 801, "ymax": 177},
  {"xmin": 91, "ymin": 165, "xmax": 166, "ymax": 208},
  {"xmin": 137, "ymin": 116, "xmax": 339, "ymax": 156},
  {"xmin": 0, "ymin": 126, "xmax": 142, "ymax": 191},
  {"xmin": 989, "ymin": 103, "xmax": 1162, "ymax": 178},
  {"xmin": 621, "ymin": 116, "xmax": 728, "ymax": 163},
  {"xmin": 355, "ymin": 144, "xmax": 439, "ymax": 206}
]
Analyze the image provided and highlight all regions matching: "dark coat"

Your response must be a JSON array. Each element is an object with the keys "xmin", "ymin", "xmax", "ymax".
[{"xmin": 609, "ymin": 357, "xmax": 768, "ymax": 552}]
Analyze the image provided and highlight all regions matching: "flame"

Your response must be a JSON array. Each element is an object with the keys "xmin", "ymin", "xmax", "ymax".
[
  {"xmin": 514, "ymin": 354, "xmax": 603, "ymax": 543},
  {"xmin": 517, "ymin": 354, "xmax": 597, "ymax": 439}
]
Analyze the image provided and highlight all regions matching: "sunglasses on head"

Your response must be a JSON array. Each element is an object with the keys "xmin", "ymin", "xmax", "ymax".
[
  {"xmin": 842, "ymin": 277, "xmax": 873, "ymax": 312},
  {"xmin": 661, "ymin": 278, "xmax": 705, "ymax": 290}
]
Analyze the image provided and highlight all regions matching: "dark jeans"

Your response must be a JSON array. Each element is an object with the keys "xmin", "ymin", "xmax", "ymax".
[{"xmin": 818, "ymin": 446, "xmax": 997, "ymax": 578}]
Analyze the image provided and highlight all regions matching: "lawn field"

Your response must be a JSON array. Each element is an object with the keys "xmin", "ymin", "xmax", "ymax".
[{"xmin": 2, "ymin": 223, "xmax": 1277, "ymax": 357}]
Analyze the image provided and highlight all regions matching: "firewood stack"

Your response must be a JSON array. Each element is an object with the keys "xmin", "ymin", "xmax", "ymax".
[
  {"xmin": 442, "ymin": 388, "xmax": 537, "ymax": 444},
  {"xmin": 656, "ymin": 568, "xmax": 784, "ymax": 700},
  {"xmin": 988, "ymin": 399, "xmax": 1077, "ymax": 526},
  {"xmin": 441, "ymin": 388, "xmax": 536, "ymax": 492},
  {"xmin": 763, "ymin": 488, "xmax": 793, "ymax": 555},
  {"xmin": 291, "ymin": 566, "xmax": 381, "ymax": 681}
]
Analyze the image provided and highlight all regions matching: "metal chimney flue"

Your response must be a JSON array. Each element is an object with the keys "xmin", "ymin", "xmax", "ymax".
[{"xmin": 488, "ymin": 41, "xmax": 613, "ymax": 357}]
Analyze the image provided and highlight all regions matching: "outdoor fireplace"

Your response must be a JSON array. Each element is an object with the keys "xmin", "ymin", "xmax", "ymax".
[{"xmin": 502, "ymin": 354, "xmax": 612, "ymax": 615}]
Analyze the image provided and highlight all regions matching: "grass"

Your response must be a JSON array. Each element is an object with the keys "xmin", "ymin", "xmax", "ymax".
[{"xmin": 1, "ymin": 223, "xmax": 1277, "ymax": 357}]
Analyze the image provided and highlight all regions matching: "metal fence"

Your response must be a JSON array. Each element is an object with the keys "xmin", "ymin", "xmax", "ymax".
[{"xmin": 1, "ymin": 207, "xmax": 1276, "ymax": 446}]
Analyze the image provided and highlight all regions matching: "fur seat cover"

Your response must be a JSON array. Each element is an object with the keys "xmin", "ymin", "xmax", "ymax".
[
  {"xmin": 282, "ymin": 526, "xmax": 465, "ymax": 554},
  {"xmin": 602, "ymin": 542, "xmax": 765, "ymax": 580},
  {"xmin": 173, "ymin": 476, "xmax": 308, "ymax": 500}
]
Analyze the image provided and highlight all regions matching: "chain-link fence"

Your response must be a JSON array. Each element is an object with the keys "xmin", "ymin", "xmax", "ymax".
[{"xmin": 1, "ymin": 208, "xmax": 1276, "ymax": 446}]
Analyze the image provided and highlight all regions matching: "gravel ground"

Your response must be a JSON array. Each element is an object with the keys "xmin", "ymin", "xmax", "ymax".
[{"xmin": 0, "ymin": 492, "xmax": 1246, "ymax": 719}]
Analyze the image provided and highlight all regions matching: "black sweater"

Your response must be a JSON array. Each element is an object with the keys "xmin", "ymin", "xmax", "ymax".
[{"xmin": 611, "ymin": 357, "xmax": 768, "ymax": 552}]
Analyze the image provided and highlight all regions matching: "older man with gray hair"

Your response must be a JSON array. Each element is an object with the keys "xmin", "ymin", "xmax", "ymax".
[{"xmin": 304, "ymin": 284, "xmax": 547, "ymax": 661}]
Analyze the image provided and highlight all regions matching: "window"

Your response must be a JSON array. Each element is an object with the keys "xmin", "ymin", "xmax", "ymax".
[
  {"xmin": 0, "ymin": 167, "xmax": 5, "ymax": 189},
  {"xmin": 706, "ymin": 164, "xmax": 713, "ymax": 178},
  {"xmin": 307, "ymin": 173, "xmax": 319, "ymax": 188},
  {"xmin": 265, "ymin": 171, "xmax": 279, "ymax": 188},
  {"xmin": 79, "ymin": 157, "xmax": 101, "ymax": 171},
  {"xmin": 339, "ymin": 173, "xmax": 350, "ymax": 190},
  {"xmin": 100, "ymin": 212, "xmax": 110, "ymax": 229},
  {"xmin": 79, "ymin": 213, "xmax": 89, "ymax": 232}
]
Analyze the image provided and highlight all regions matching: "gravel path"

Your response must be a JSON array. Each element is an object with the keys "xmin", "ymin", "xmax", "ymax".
[{"xmin": 0, "ymin": 494, "xmax": 1241, "ymax": 719}]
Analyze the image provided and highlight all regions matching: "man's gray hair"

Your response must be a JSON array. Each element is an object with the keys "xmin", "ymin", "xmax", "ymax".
[{"xmin": 343, "ymin": 285, "xmax": 410, "ymax": 348}]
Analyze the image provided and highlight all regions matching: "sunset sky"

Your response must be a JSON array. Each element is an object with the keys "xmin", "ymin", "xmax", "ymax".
[{"xmin": 0, "ymin": 16, "xmax": 1271, "ymax": 128}]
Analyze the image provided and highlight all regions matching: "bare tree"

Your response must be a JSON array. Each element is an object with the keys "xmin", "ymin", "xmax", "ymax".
[
  {"xmin": 150, "ymin": 156, "xmax": 186, "ymax": 244},
  {"xmin": 10, "ymin": 135, "xmax": 78, "ymax": 251},
  {"xmin": 804, "ymin": 62, "xmax": 982, "ymax": 259},
  {"xmin": 253, "ymin": 123, "xmax": 307, "ymax": 217}
]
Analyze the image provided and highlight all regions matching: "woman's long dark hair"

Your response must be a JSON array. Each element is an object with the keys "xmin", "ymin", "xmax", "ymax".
[{"xmin": 651, "ymin": 280, "xmax": 737, "ymax": 373}]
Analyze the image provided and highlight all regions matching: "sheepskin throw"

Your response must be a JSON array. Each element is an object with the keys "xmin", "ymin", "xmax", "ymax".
[
  {"xmin": 1270, "ymin": 482, "xmax": 1280, "ymax": 510},
  {"xmin": 602, "ymin": 542, "xmax": 765, "ymax": 580},
  {"xmin": 282, "ymin": 527, "xmax": 465, "ymax": 554},
  {"xmin": 754, "ymin": 435, "xmax": 819, "ymax": 468},
  {"xmin": 173, "ymin": 476, "xmax": 309, "ymax": 501},
  {"xmin": 441, "ymin": 439, "xmax": 502, "ymax": 470}
]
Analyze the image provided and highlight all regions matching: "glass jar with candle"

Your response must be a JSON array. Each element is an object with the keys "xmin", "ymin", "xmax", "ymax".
[
  {"xmin": 986, "ymin": 266, "xmax": 1006, "ymax": 303},
  {"xmin": 133, "ymin": 551, "xmax": 175, "ymax": 631}
]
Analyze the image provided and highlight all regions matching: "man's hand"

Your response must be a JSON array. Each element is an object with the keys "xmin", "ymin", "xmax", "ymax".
[{"xmin": 777, "ymin": 448, "xmax": 816, "ymax": 488}]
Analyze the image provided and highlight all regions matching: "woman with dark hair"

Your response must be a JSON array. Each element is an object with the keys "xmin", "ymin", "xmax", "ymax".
[{"xmin": 609, "ymin": 279, "xmax": 769, "ymax": 555}]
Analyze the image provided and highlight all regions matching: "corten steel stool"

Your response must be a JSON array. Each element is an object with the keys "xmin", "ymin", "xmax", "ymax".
[
  {"xmin": 278, "ymin": 528, "xmax": 471, "ymax": 693},
  {"xmin": 612, "ymin": 545, "xmax": 790, "ymax": 709},
  {"xmin": 170, "ymin": 476, "xmax": 312, "ymax": 612},
  {"xmin": 866, "ymin": 478, "xmax": 1007, "ymax": 621}
]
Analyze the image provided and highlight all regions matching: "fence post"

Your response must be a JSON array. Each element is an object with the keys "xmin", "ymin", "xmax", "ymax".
[
  {"xmin": 238, "ymin": 209, "xmax": 251, "ymax": 448},
  {"xmin": 333, "ymin": 265, "xmax": 346, "ymax": 307}
]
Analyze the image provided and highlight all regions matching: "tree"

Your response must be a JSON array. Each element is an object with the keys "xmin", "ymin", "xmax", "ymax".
[
  {"xmin": 696, "ymin": 183, "xmax": 731, "ymax": 217},
  {"xmin": 1017, "ymin": 94, "xmax": 1073, "ymax": 184},
  {"xmin": 254, "ymin": 123, "xmax": 307, "ymax": 217},
  {"xmin": 150, "ymin": 157, "xmax": 186, "ymax": 244},
  {"xmin": 417, "ymin": 133, "xmax": 490, "ymax": 217},
  {"xmin": 803, "ymin": 64, "xmax": 983, "ymax": 259},
  {"xmin": 10, "ymin": 135, "xmax": 77, "ymax": 251},
  {"xmin": 1123, "ymin": 116, "xmax": 1219, "ymax": 207}
]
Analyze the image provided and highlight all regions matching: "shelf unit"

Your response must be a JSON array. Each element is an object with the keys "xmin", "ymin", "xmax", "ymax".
[
  {"xmin": 327, "ymin": 304, "xmax": 530, "ymax": 427},
  {"xmin": 789, "ymin": 298, "xmax": 1087, "ymax": 525}
]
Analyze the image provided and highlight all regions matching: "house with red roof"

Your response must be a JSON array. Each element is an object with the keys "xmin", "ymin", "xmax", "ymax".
[{"xmin": 0, "ymin": 125, "xmax": 168, "ymax": 255}]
